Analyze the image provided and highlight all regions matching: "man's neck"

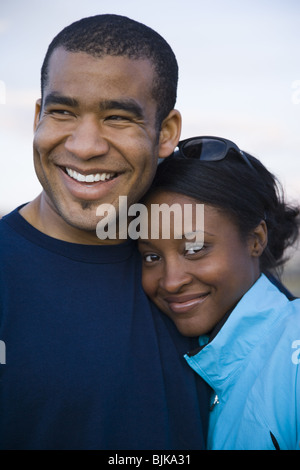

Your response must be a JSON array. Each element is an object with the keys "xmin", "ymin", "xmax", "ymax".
[{"xmin": 19, "ymin": 194, "xmax": 126, "ymax": 245}]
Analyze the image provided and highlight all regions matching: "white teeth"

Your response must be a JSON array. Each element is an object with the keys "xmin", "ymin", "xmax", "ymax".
[
  {"xmin": 66, "ymin": 168, "xmax": 115, "ymax": 183},
  {"xmin": 85, "ymin": 174, "xmax": 94, "ymax": 183}
]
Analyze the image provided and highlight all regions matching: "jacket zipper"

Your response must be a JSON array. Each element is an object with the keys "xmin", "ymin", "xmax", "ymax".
[{"xmin": 210, "ymin": 394, "xmax": 219, "ymax": 411}]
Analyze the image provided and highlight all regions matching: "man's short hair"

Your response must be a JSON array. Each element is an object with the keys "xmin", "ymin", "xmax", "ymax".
[{"xmin": 41, "ymin": 14, "xmax": 178, "ymax": 126}]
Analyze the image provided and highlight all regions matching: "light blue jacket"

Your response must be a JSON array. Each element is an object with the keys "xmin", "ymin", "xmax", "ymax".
[{"xmin": 185, "ymin": 274, "xmax": 300, "ymax": 450}]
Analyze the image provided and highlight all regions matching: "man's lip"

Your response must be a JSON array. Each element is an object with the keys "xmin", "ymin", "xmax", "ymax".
[{"xmin": 58, "ymin": 165, "xmax": 122, "ymax": 201}]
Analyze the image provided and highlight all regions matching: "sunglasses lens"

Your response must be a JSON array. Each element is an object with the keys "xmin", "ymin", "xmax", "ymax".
[{"xmin": 182, "ymin": 138, "xmax": 227, "ymax": 161}]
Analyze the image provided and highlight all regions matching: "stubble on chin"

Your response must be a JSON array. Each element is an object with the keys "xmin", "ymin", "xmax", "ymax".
[{"xmin": 79, "ymin": 200, "xmax": 93, "ymax": 211}]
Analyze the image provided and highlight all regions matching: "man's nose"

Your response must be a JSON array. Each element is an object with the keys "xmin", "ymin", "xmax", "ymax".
[
  {"xmin": 65, "ymin": 116, "xmax": 109, "ymax": 160},
  {"xmin": 160, "ymin": 260, "xmax": 193, "ymax": 293}
]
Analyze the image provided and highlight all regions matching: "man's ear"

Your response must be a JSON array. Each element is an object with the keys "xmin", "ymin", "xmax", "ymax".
[
  {"xmin": 158, "ymin": 109, "xmax": 182, "ymax": 159},
  {"xmin": 249, "ymin": 220, "xmax": 268, "ymax": 257},
  {"xmin": 34, "ymin": 99, "xmax": 42, "ymax": 132}
]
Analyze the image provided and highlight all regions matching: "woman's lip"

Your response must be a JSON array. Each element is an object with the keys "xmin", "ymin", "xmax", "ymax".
[
  {"xmin": 165, "ymin": 293, "xmax": 209, "ymax": 314},
  {"xmin": 164, "ymin": 293, "xmax": 209, "ymax": 303}
]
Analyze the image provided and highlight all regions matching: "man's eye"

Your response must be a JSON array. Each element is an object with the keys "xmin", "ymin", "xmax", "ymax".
[
  {"xmin": 47, "ymin": 109, "xmax": 74, "ymax": 116},
  {"xmin": 105, "ymin": 115, "xmax": 131, "ymax": 122},
  {"xmin": 143, "ymin": 253, "xmax": 161, "ymax": 263}
]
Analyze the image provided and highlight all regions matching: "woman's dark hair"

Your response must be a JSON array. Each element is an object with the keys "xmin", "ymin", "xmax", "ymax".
[{"xmin": 147, "ymin": 150, "xmax": 300, "ymax": 274}]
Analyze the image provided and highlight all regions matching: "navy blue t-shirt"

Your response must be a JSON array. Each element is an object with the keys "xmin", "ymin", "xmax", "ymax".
[{"xmin": 0, "ymin": 208, "xmax": 208, "ymax": 450}]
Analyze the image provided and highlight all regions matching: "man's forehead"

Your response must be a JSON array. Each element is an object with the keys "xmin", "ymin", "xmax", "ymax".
[
  {"xmin": 44, "ymin": 48, "xmax": 156, "ymax": 98},
  {"xmin": 47, "ymin": 46, "xmax": 155, "ymax": 74}
]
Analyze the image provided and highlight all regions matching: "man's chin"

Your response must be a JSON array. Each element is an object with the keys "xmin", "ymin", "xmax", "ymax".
[
  {"xmin": 64, "ymin": 213, "xmax": 99, "ymax": 233},
  {"xmin": 56, "ymin": 204, "xmax": 101, "ymax": 240},
  {"xmin": 48, "ymin": 195, "xmax": 124, "ymax": 243}
]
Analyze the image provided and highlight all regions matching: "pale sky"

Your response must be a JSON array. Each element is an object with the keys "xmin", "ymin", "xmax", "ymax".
[{"xmin": 0, "ymin": 0, "xmax": 300, "ymax": 216}]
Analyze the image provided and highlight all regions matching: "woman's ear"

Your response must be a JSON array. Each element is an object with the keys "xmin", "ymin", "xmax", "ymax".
[
  {"xmin": 249, "ymin": 220, "xmax": 268, "ymax": 257},
  {"xmin": 158, "ymin": 109, "xmax": 182, "ymax": 159}
]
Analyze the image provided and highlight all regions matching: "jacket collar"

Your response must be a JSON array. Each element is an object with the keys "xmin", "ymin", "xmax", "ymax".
[{"xmin": 184, "ymin": 274, "xmax": 290, "ymax": 392}]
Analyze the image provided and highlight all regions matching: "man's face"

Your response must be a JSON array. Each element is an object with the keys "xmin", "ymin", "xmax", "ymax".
[{"xmin": 33, "ymin": 48, "xmax": 174, "ymax": 241}]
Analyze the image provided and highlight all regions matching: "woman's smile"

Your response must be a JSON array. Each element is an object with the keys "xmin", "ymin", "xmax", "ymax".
[{"xmin": 164, "ymin": 292, "xmax": 210, "ymax": 314}]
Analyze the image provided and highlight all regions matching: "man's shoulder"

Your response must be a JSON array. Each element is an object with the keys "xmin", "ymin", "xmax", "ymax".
[
  {"xmin": 0, "ymin": 209, "xmax": 16, "ymax": 238},
  {"xmin": 0, "ymin": 206, "xmax": 29, "ymax": 257}
]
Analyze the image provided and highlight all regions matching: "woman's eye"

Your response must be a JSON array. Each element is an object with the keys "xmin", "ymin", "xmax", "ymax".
[
  {"xmin": 185, "ymin": 245, "xmax": 204, "ymax": 256},
  {"xmin": 143, "ymin": 253, "xmax": 161, "ymax": 263}
]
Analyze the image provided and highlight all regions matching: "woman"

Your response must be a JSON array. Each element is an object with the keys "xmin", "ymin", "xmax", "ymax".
[{"xmin": 138, "ymin": 136, "xmax": 300, "ymax": 450}]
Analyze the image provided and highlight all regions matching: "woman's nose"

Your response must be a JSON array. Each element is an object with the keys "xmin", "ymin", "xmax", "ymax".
[{"xmin": 159, "ymin": 261, "xmax": 193, "ymax": 293}]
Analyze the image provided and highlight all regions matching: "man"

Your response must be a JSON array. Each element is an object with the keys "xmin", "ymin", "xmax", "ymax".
[{"xmin": 0, "ymin": 15, "xmax": 208, "ymax": 450}]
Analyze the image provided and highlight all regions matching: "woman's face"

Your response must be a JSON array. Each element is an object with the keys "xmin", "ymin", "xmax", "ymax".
[{"xmin": 138, "ymin": 191, "xmax": 263, "ymax": 337}]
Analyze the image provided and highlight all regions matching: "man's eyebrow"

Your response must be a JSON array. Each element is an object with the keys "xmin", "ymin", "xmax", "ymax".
[
  {"xmin": 43, "ymin": 94, "xmax": 145, "ymax": 119},
  {"xmin": 43, "ymin": 92, "xmax": 79, "ymax": 109},
  {"xmin": 99, "ymin": 99, "xmax": 145, "ymax": 119}
]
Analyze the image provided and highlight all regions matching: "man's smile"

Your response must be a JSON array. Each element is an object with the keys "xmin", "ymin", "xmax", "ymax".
[
  {"xmin": 65, "ymin": 167, "xmax": 117, "ymax": 183},
  {"xmin": 58, "ymin": 165, "xmax": 122, "ymax": 201}
]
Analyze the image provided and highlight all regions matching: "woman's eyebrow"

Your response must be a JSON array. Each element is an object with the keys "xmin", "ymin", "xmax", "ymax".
[
  {"xmin": 138, "ymin": 240, "xmax": 152, "ymax": 246},
  {"xmin": 183, "ymin": 230, "xmax": 214, "ymax": 239}
]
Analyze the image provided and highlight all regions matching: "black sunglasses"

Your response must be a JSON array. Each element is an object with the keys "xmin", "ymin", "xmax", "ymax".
[{"xmin": 173, "ymin": 136, "xmax": 255, "ymax": 170}]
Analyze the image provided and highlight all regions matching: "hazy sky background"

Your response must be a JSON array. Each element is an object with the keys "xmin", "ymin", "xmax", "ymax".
[{"xmin": 0, "ymin": 0, "xmax": 299, "ymax": 216}]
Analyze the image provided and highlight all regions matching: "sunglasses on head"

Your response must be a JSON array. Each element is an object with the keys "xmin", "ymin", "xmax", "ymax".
[{"xmin": 173, "ymin": 136, "xmax": 255, "ymax": 170}]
